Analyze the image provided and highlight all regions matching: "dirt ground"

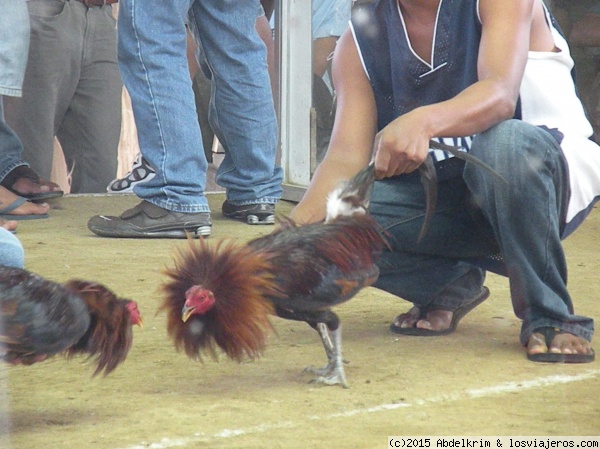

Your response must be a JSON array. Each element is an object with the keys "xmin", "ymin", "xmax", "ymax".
[{"xmin": 1, "ymin": 194, "xmax": 599, "ymax": 449}]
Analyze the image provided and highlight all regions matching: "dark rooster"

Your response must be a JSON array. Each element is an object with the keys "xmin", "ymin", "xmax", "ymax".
[
  {"xmin": 160, "ymin": 163, "xmax": 387, "ymax": 387},
  {"xmin": 0, "ymin": 267, "xmax": 143, "ymax": 376}
]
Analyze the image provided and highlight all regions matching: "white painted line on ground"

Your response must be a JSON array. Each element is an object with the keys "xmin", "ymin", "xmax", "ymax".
[{"xmin": 119, "ymin": 369, "xmax": 599, "ymax": 449}]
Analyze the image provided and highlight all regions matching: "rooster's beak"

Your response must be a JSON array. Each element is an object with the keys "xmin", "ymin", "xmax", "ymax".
[
  {"xmin": 346, "ymin": 162, "xmax": 375, "ymax": 209},
  {"xmin": 181, "ymin": 305, "xmax": 195, "ymax": 322}
]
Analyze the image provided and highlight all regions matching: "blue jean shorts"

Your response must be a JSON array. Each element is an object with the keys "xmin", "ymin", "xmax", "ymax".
[{"xmin": 0, "ymin": 0, "xmax": 30, "ymax": 96}]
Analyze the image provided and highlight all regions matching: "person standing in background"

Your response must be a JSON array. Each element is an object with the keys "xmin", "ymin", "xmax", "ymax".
[
  {"xmin": 88, "ymin": 0, "xmax": 283, "ymax": 238},
  {"xmin": 4, "ymin": 0, "xmax": 122, "ymax": 194}
]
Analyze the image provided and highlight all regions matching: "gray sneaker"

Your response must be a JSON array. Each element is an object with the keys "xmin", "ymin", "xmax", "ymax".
[
  {"xmin": 221, "ymin": 200, "xmax": 275, "ymax": 225},
  {"xmin": 88, "ymin": 200, "xmax": 212, "ymax": 238}
]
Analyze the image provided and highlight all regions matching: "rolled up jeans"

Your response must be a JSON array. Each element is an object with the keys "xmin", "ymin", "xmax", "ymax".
[{"xmin": 371, "ymin": 120, "xmax": 594, "ymax": 345}]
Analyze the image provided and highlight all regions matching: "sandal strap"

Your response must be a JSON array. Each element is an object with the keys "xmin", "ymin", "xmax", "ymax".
[
  {"xmin": 0, "ymin": 196, "xmax": 28, "ymax": 214},
  {"xmin": 1, "ymin": 165, "xmax": 41, "ymax": 189},
  {"xmin": 532, "ymin": 326, "xmax": 563, "ymax": 346}
]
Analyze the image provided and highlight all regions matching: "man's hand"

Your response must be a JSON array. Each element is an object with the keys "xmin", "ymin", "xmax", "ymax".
[{"xmin": 372, "ymin": 111, "xmax": 431, "ymax": 179}]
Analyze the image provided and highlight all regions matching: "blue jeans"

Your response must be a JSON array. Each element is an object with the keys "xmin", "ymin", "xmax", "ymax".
[
  {"xmin": 0, "ymin": 0, "xmax": 29, "ymax": 97},
  {"xmin": 118, "ymin": 0, "xmax": 283, "ymax": 213},
  {"xmin": 0, "ymin": 0, "xmax": 30, "ymax": 183},
  {"xmin": 371, "ymin": 120, "xmax": 594, "ymax": 345},
  {"xmin": 0, "ymin": 228, "xmax": 24, "ymax": 269}
]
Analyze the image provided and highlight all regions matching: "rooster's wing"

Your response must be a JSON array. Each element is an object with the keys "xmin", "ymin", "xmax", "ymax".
[{"xmin": 248, "ymin": 215, "xmax": 383, "ymax": 311}]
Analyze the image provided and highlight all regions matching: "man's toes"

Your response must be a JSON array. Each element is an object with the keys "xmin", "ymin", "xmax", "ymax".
[
  {"xmin": 17, "ymin": 201, "xmax": 49, "ymax": 215},
  {"xmin": 0, "ymin": 219, "xmax": 17, "ymax": 231},
  {"xmin": 393, "ymin": 307, "xmax": 421, "ymax": 328},
  {"xmin": 527, "ymin": 332, "xmax": 548, "ymax": 355},
  {"xmin": 419, "ymin": 310, "xmax": 453, "ymax": 331},
  {"xmin": 548, "ymin": 333, "xmax": 592, "ymax": 355}
]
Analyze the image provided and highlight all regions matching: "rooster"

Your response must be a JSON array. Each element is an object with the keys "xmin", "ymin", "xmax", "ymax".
[
  {"xmin": 0, "ymin": 267, "xmax": 143, "ymax": 376},
  {"xmin": 160, "ymin": 163, "xmax": 387, "ymax": 387}
]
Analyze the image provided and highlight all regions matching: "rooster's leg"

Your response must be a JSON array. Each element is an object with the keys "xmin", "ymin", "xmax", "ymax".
[
  {"xmin": 304, "ymin": 322, "xmax": 335, "ymax": 375},
  {"xmin": 317, "ymin": 322, "xmax": 335, "ymax": 362},
  {"xmin": 305, "ymin": 324, "xmax": 348, "ymax": 388}
]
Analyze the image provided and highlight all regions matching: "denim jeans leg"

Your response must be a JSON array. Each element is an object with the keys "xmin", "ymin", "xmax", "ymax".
[
  {"xmin": 188, "ymin": 0, "xmax": 283, "ymax": 205},
  {"xmin": 465, "ymin": 120, "xmax": 594, "ymax": 345},
  {"xmin": 0, "ymin": 0, "xmax": 29, "ymax": 97},
  {"xmin": 0, "ymin": 99, "xmax": 29, "ymax": 184},
  {"xmin": 0, "ymin": 0, "xmax": 29, "ymax": 183},
  {"xmin": 0, "ymin": 228, "xmax": 25, "ymax": 269},
  {"xmin": 118, "ymin": 0, "xmax": 209, "ymax": 213},
  {"xmin": 370, "ymin": 170, "xmax": 494, "ymax": 310}
]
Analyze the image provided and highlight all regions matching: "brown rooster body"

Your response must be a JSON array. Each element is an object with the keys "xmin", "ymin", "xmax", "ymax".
[
  {"xmin": 0, "ymin": 267, "xmax": 142, "ymax": 376},
  {"xmin": 161, "ymin": 164, "xmax": 386, "ymax": 387}
]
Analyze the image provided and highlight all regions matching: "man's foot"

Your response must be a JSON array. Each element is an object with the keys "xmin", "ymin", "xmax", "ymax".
[
  {"xmin": 389, "ymin": 287, "xmax": 490, "ymax": 336},
  {"xmin": 0, "ymin": 186, "xmax": 50, "ymax": 220},
  {"xmin": 87, "ymin": 200, "xmax": 212, "ymax": 238},
  {"xmin": 527, "ymin": 327, "xmax": 595, "ymax": 363},
  {"xmin": 222, "ymin": 200, "xmax": 275, "ymax": 225},
  {"xmin": 392, "ymin": 307, "xmax": 453, "ymax": 331},
  {"xmin": 0, "ymin": 218, "xmax": 18, "ymax": 232},
  {"xmin": 107, "ymin": 154, "xmax": 155, "ymax": 193},
  {"xmin": 1, "ymin": 166, "xmax": 63, "ymax": 202}
]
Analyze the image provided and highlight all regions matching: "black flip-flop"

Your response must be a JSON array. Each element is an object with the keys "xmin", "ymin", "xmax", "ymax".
[
  {"xmin": 527, "ymin": 327, "xmax": 595, "ymax": 363},
  {"xmin": 390, "ymin": 287, "xmax": 490, "ymax": 336},
  {"xmin": 1, "ymin": 165, "xmax": 63, "ymax": 202}
]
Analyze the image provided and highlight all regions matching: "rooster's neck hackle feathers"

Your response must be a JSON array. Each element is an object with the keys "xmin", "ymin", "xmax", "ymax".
[
  {"xmin": 1, "ymin": 268, "xmax": 90, "ymax": 365},
  {"xmin": 326, "ymin": 162, "xmax": 375, "ymax": 222},
  {"xmin": 160, "ymin": 238, "xmax": 277, "ymax": 363},
  {"xmin": 63, "ymin": 280, "xmax": 138, "ymax": 377},
  {"xmin": 0, "ymin": 267, "xmax": 137, "ymax": 375}
]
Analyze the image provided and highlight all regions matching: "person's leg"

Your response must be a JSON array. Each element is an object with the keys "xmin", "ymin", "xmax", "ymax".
[
  {"xmin": 58, "ymin": 3, "xmax": 121, "ymax": 193},
  {"xmin": 0, "ymin": 227, "xmax": 24, "ymax": 268},
  {"xmin": 87, "ymin": 0, "xmax": 211, "ymax": 238},
  {"xmin": 465, "ymin": 120, "xmax": 594, "ymax": 352},
  {"xmin": 2, "ymin": 0, "xmax": 65, "ymax": 199},
  {"xmin": 0, "ymin": 99, "xmax": 62, "ymax": 202},
  {"xmin": 0, "ymin": 0, "xmax": 29, "ymax": 181},
  {"xmin": 0, "ymin": 0, "xmax": 29, "ymax": 97},
  {"xmin": 118, "ymin": 0, "xmax": 209, "ymax": 213},
  {"xmin": 5, "ymin": 0, "xmax": 71, "ymax": 180},
  {"xmin": 370, "ymin": 165, "xmax": 497, "ymax": 333},
  {"xmin": 189, "ymin": 0, "xmax": 283, "ymax": 208},
  {"xmin": 0, "ymin": 98, "xmax": 28, "ymax": 183}
]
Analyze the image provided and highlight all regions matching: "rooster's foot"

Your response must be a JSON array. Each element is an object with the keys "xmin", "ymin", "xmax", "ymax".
[
  {"xmin": 308, "ymin": 369, "xmax": 349, "ymax": 388},
  {"xmin": 304, "ymin": 364, "xmax": 333, "ymax": 377}
]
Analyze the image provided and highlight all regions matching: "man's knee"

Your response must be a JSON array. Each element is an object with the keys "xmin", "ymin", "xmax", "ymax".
[{"xmin": 0, "ymin": 229, "xmax": 25, "ymax": 269}]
